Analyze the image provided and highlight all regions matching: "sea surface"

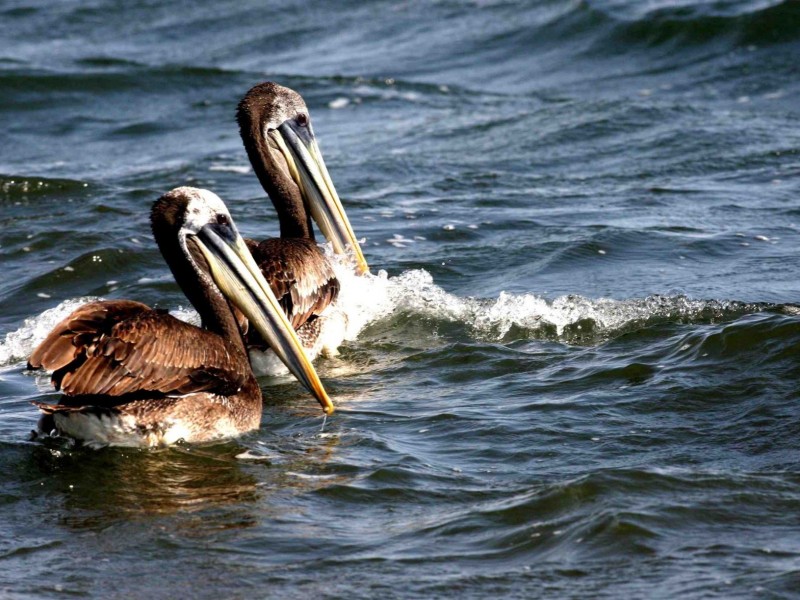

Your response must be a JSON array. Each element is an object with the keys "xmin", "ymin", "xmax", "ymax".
[{"xmin": 2, "ymin": 0, "xmax": 800, "ymax": 597}]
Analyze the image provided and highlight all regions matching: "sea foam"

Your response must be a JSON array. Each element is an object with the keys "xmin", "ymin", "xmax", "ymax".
[{"xmin": 0, "ymin": 249, "xmax": 760, "ymax": 369}]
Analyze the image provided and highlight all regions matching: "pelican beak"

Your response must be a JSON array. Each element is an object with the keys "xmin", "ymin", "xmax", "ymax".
[
  {"xmin": 194, "ymin": 221, "xmax": 335, "ymax": 414},
  {"xmin": 271, "ymin": 121, "xmax": 370, "ymax": 275}
]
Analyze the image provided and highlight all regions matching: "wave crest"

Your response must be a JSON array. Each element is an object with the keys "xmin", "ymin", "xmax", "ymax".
[
  {"xmin": 0, "ymin": 297, "xmax": 98, "ymax": 366},
  {"xmin": 331, "ymin": 257, "xmax": 765, "ymax": 345},
  {"xmin": 0, "ymin": 259, "xmax": 774, "ymax": 369}
]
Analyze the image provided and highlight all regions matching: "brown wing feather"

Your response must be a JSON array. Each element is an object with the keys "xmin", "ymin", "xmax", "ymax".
[
  {"xmin": 29, "ymin": 300, "xmax": 148, "ymax": 372},
  {"xmin": 28, "ymin": 300, "xmax": 248, "ymax": 398},
  {"xmin": 247, "ymin": 237, "xmax": 339, "ymax": 330}
]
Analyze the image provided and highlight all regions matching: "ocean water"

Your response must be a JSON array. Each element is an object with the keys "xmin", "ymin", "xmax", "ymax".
[{"xmin": 2, "ymin": 0, "xmax": 800, "ymax": 597}]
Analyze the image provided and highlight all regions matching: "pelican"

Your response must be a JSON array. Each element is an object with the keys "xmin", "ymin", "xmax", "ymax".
[
  {"xmin": 28, "ymin": 187, "xmax": 333, "ymax": 448},
  {"xmin": 236, "ymin": 82, "xmax": 369, "ymax": 369}
]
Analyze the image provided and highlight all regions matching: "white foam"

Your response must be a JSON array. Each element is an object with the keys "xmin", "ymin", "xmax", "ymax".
[
  {"xmin": 325, "ymin": 252, "xmax": 746, "ymax": 342},
  {"xmin": 326, "ymin": 247, "xmax": 394, "ymax": 341},
  {"xmin": 208, "ymin": 164, "xmax": 252, "ymax": 174},
  {"xmin": 328, "ymin": 97, "xmax": 350, "ymax": 109},
  {"xmin": 169, "ymin": 306, "xmax": 200, "ymax": 326},
  {"xmin": 2, "ymin": 259, "xmax": 751, "ymax": 371},
  {"xmin": 0, "ymin": 297, "xmax": 99, "ymax": 366}
]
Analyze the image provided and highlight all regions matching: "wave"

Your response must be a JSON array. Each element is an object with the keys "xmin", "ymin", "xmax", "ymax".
[
  {"xmin": 0, "ymin": 249, "xmax": 781, "ymax": 369},
  {"xmin": 0, "ymin": 297, "xmax": 98, "ymax": 366},
  {"xmin": 432, "ymin": 0, "xmax": 800, "ymax": 93},
  {"xmin": 603, "ymin": 0, "xmax": 799, "ymax": 46},
  {"xmin": 330, "ymin": 252, "xmax": 771, "ymax": 345},
  {"xmin": 0, "ymin": 175, "xmax": 91, "ymax": 203},
  {"xmin": 317, "ymin": 466, "xmax": 800, "ymax": 573},
  {"xmin": 562, "ymin": 0, "xmax": 800, "ymax": 51}
]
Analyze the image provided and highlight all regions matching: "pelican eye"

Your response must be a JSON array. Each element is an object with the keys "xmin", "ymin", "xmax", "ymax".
[
  {"xmin": 296, "ymin": 113, "xmax": 309, "ymax": 127},
  {"xmin": 216, "ymin": 213, "xmax": 230, "ymax": 227}
]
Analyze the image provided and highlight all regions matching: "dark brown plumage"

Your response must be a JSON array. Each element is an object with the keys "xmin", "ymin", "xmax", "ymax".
[
  {"xmin": 237, "ymin": 82, "xmax": 314, "ymax": 240},
  {"xmin": 236, "ymin": 82, "xmax": 369, "ymax": 365},
  {"xmin": 27, "ymin": 187, "xmax": 311, "ymax": 447},
  {"xmin": 29, "ymin": 300, "xmax": 250, "ymax": 399},
  {"xmin": 236, "ymin": 83, "xmax": 352, "ymax": 355},
  {"xmin": 246, "ymin": 237, "xmax": 339, "ymax": 331}
]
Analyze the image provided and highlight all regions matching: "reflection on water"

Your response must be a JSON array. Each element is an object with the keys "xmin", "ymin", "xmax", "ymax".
[
  {"xmin": 27, "ymin": 443, "xmax": 260, "ymax": 533},
  {"xmin": 25, "ymin": 430, "xmax": 347, "ymax": 532}
]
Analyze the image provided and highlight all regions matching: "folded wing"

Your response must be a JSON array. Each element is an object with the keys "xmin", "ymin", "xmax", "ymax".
[
  {"xmin": 247, "ymin": 238, "xmax": 339, "ymax": 331},
  {"xmin": 29, "ymin": 300, "xmax": 249, "ymax": 399}
]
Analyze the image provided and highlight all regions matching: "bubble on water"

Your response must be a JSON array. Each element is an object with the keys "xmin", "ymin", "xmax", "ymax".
[{"xmin": 328, "ymin": 97, "xmax": 350, "ymax": 109}]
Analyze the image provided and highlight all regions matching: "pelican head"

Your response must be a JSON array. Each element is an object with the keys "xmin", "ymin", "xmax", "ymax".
[
  {"xmin": 236, "ymin": 82, "xmax": 369, "ymax": 275},
  {"xmin": 152, "ymin": 186, "xmax": 335, "ymax": 414}
]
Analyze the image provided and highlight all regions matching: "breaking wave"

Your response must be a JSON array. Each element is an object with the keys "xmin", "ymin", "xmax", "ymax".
[
  {"xmin": 0, "ymin": 276, "xmax": 772, "ymax": 371},
  {"xmin": 0, "ymin": 251, "xmax": 776, "ymax": 370}
]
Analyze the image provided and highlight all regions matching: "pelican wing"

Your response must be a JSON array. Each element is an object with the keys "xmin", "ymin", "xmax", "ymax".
[
  {"xmin": 29, "ymin": 300, "xmax": 249, "ymax": 398},
  {"xmin": 247, "ymin": 238, "xmax": 339, "ymax": 331}
]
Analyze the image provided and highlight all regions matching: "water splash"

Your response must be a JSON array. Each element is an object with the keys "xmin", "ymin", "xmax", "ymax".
[
  {"xmin": 0, "ymin": 297, "xmax": 99, "ymax": 366},
  {"xmin": 328, "ymin": 254, "xmax": 764, "ymax": 344},
  {"xmin": 0, "ymin": 261, "xmax": 768, "ymax": 369},
  {"xmin": 0, "ymin": 297, "xmax": 209, "ymax": 369},
  {"xmin": 168, "ymin": 306, "xmax": 200, "ymax": 327}
]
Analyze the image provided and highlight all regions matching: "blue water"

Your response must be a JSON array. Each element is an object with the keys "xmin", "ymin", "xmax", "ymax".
[{"xmin": 2, "ymin": 0, "xmax": 800, "ymax": 597}]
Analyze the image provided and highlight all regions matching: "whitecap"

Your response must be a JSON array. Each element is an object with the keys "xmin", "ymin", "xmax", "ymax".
[
  {"xmin": 0, "ymin": 297, "xmax": 99, "ymax": 366},
  {"xmin": 208, "ymin": 164, "xmax": 251, "ymax": 174}
]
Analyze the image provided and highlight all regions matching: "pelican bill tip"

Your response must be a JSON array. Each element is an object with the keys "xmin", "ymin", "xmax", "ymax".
[{"xmin": 317, "ymin": 391, "xmax": 335, "ymax": 415}]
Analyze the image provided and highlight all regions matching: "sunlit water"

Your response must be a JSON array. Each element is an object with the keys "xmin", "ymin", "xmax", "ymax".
[{"xmin": 2, "ymin": 0, "xmax": 800, "ymax": 597}]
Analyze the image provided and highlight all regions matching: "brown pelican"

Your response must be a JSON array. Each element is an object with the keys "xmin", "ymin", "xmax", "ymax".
[
  {"xmin": 28, "ymin": 187, "xmax": 333, "ymax": 448},
  {"xmin": 236, "ymin": 82, "xmax": 369, "ymax": 368}
]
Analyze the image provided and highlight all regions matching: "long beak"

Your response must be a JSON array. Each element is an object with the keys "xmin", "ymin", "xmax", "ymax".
[
  {"xmin": 195, "ymin": 224, "xmax": 335, "ymax": 414},
  {"xmin": 271, "ymin": 122, "xmax": 370, "ymax": 275}
]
